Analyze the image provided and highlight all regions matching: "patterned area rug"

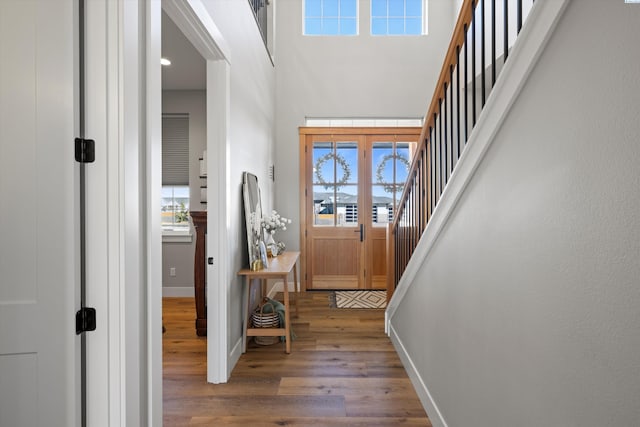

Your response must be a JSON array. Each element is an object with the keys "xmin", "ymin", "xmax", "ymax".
[{"xmin": 329, "ymin": 290, "xmax": 387, "ymax": 309}]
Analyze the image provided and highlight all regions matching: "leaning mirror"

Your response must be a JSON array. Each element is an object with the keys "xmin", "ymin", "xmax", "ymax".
[{"xmin": 242, "ymin": 172, "xmax": 263, "ymax": 266}]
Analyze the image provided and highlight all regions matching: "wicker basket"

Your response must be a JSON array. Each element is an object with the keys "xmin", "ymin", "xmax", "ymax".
[{"xmin": 251, "ymin": 300, "xmax": 280, "ymax": 346}]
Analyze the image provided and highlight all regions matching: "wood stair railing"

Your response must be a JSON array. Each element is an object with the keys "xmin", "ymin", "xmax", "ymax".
[{"xmin": 388, "ymin": 0, "xmax": 534, "ymax": 298}]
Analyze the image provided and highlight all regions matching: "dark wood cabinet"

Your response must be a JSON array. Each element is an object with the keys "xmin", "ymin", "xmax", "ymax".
[{"xmin": 190, "ymin": 211, "xmax": 207, "ymax": 336}]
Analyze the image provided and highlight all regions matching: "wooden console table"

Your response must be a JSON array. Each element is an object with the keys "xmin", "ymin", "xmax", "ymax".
[
  {"xmin": 190, "ymin": 211, "xmax": 207, "ymax": 336},
  {"xmin": 237, "ymin": 251, "xmax": 300, "ymax": 354}
]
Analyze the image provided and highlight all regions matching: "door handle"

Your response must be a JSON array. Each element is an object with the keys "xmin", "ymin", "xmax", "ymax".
[{"xmin": 354, "ymin": 224, "xmax": 364, "ymax": 242}]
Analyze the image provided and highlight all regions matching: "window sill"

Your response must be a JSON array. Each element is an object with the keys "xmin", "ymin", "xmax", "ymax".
[{"xmin": 162, "ymin": 230, "xmax": 193, "ymax": 243}]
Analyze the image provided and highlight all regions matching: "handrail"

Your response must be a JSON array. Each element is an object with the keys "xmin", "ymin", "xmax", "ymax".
[
  {"xmin": 389, "ymin": 0, "xmax": 533, "ymax": 295},
  {"xmin": 248, "ymin": 0, "xmax": 268, "ymax": 46}
]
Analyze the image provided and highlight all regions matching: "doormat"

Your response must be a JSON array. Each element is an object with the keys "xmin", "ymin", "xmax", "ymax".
[{"xmin": 329, "ymin": 290, "xmax": 387, "ymax": 309}]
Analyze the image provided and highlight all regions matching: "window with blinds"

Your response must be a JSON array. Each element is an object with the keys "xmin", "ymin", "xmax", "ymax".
[
  {"xmin": 162, "ymin": 114, "xmax": 190, "ymax": 231},
  {"xmin": 162, "ymin": 114, "xmax": 189, "ymax": 185}
]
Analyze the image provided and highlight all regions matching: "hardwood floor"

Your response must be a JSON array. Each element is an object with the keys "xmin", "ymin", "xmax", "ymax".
[{"xmin": 163, "ymin": 292, "xmax": 431, "ymax": 426}]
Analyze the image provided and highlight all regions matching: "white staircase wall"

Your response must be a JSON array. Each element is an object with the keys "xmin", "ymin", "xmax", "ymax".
[{"xmin": 388, "ymin": 1, "xmax": 640, "ymax": 426}]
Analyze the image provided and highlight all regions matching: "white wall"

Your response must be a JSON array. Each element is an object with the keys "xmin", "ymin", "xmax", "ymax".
[
  {"xmin": 161, "ymin": 239, "xmax": 195, "ymax": 294},
  {"xmin": 161, "ymin": 90, "xmax": 206, "ymax": 294},
  {"xmin": 202, "ymin": 0, "xmax": 276, "ymax": 359},
  {"xmin": 163, "ymin": 90, "xmax": 207, "ymax": 210},
  {"xmin": 274, "ymin": 0, "xmax": 459, "ymax": 251},
  {"xmin": 390, "ymin": 1, "xmax": 640, "ymax": 425}
]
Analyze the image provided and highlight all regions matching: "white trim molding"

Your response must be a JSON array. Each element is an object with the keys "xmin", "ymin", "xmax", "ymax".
[
  {"xmin": 389, "ymin": 323, "xmax": 448, "ymax": 427},
  {"xmin": 162, "ymin": 0, "xmax": 230, "ymax": 61},
  {"xmin": 146, "ymin": 1, "xmax": 164, "ymax": 424},
  {"xmin": 206, "ymin": 58, "xmax": 232, "ymax": 384},
  {"xmin": 162, "ymin": 231, "xmax": 193, "ymax": 243}
]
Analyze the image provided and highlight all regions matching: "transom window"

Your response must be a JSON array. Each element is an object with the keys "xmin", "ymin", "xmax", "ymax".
[
  {"xmin": 304, "ymin": 0, "xmax": 358, "ymax": 35},
  {"xmin": 371, "ymin": 0, "xmax": 425, "ymax": 35}
]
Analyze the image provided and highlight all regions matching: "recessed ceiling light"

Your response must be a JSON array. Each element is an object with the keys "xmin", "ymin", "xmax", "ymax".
[{"xmin": 161, "ymin": 57, "xmax": 171, "ymax": 66}]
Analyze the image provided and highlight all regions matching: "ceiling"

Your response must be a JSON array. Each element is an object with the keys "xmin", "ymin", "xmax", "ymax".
[{"xmin": 161, "ymin": 11, "xmax": 206, "ymax": 90}]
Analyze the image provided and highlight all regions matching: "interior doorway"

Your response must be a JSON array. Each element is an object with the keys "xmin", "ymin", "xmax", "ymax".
[
  {"xmin": 160, "ymin": 9, "xmax": 207, "ymax": 300},
  {"xmin": 300, "ymin": 128, "xmax": 420, "ymax": 291},
  {"xmin": 160, "ymin": 1, "xmax": 231, "ymax": 385}
]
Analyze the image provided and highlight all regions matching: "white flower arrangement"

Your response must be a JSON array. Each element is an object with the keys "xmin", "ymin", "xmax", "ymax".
[{"xmin": 261, "ymin": 210, "xmax": 292, "ymax": 235}]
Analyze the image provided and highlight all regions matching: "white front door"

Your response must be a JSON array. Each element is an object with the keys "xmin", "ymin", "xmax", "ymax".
[{"xmin": 0, "ymin": 1, "xmax": 78, "ymax": 425}]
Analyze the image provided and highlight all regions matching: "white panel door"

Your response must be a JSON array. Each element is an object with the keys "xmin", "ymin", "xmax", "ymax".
[{"xmin": 0, "ymin": 1, "xmax": 78, "ymax": 426}]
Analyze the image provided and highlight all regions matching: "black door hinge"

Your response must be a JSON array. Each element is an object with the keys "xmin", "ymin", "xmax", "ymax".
[
  {"xmin": 76, "ymin": 307, "xmax": 97, "ymax": 334},
  {"xmin": 75, "ymin": 138, "xmax": 95, "ymax": 163}
]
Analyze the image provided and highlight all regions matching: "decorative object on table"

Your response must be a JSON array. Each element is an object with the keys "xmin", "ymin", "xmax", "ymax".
[
  {"xmin": 329, "ymin": 290, "xmax": 387, "ymax": 309},
  {"xmin": 265, "ymin": 233, "xmax": 277, "ymax": 256},
  {"xmin": 261, "ymin": 209, "xmax": 292, "ymax": 257},
  {"xmin": 259, "ymin": 241, "xmax": 269, "ymax": 268},
  {"xmin": 253, "ymin": 297, "xmax": 296, "ymax": 344},
  {"xmin": 251, "ymin": 298, "xmax": 281, "ymax": 346},
  {"xmin": 242, "ymin": 172, "xmax": 264, "ymax": 267},
  {"xmin": 250, "ymin": 259, "xmax": 263, "ymax": 271}
]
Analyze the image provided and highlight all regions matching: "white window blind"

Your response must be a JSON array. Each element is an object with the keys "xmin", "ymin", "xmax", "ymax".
[{"xmin": 162, "ymin": 114, "xmax": 189, "ymax": 185}]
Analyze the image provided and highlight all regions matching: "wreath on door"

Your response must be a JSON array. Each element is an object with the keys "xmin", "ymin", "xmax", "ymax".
[
  {"xmin": 314, "ymin": 152, "xmax": 351, "ymax": 190},
  {"xmin": 375, "ymin": 153, "xmax": 410, "ymax": 193}
]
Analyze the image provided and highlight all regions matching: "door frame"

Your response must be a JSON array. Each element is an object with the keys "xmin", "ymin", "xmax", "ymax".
[
  {"xmin": 161, "ymin": 0, "xmax": 232, "ymax": 384},
  {"xmin": 83, "ymin": 0, "xmax": 162, "ymax": 423},
  {"xmin": 69, "ymin": 0, "xmax": 231, "ymax": 423},
  {"xmin": 299, "ymin": 127, "xmax": 421, "ymax": 291}
]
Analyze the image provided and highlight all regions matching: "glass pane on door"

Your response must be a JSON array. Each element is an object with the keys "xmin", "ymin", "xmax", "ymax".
[
  {"xmin": 371, "ymin": 140, "xmax": 416, "ymax": 226},
  {"xmin": 312, "ymin": 140, "xmax": 358, "ymax": 227},
  {"xmin": 396, "ymin": 142, "xmax": 412, "ymax": 182},
  {"xmin": 372, "ymin": 185, "xmax": 394, "ymax": 225}
]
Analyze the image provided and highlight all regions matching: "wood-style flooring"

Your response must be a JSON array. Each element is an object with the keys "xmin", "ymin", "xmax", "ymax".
[{"xmin": 163, "ymin": 292, "xmax": 431, "ymax": 426}]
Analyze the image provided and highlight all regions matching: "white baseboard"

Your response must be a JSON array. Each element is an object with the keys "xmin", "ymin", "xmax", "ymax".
[
  {"xmin": 266, "ymin": 280, "xmax": 300, "ymax": 299},
  {"xmin": 267, "ymin": 281, "xmax": 283, "ymax": 298},
  {"xmin": 227, "ymin": 337, "xmax": 243, "ymax": 379},
  {"xmin": 162, "ymin": 286, "xmax": 195, "ymax": 297},
  {"xmin": 388, "ymin": 323, "xmax": 448, "ymax": 427}
]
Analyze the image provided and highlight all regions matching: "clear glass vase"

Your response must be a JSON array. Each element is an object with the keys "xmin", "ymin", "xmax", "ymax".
[{"xmin": 265, "ymin": 232, "xmax": 278, "ymax": 256}]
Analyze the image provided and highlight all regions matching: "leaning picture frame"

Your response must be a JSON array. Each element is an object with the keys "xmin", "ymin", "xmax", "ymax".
[{"xmin": 242, "ymin": 172, "xmax": 263, "ymax": 265}]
